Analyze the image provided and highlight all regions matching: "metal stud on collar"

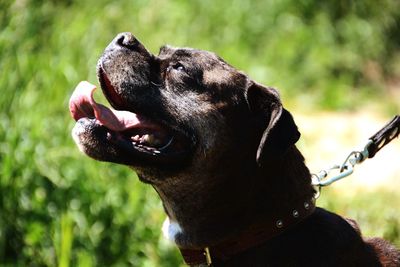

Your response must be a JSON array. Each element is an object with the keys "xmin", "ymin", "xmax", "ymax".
[
  {"xmin": 276, "ymin": 220, "xmax": 284, "ymax": 228},
  {"xmin": 292, "ymin": 210, "xmax": 299, "ymax": 218},
  {"xmin": 304, "ymin": 202, "xmax": 310, "ymax": 210}
]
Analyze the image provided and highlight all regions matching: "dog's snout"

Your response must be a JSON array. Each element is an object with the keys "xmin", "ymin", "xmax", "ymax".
[
  {"xmin": 115, "ymin": 32, "xmax": 138, "ymax": 50},
  {"xmin": 104, "ymin": 32, "xmax": 152, "ymax": 60}
]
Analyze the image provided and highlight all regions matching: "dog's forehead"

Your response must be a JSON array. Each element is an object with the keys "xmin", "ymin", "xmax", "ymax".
[
  {"xmin": 158, "ymin": 45, "xmax": 247, "ymax": 87},
  {"xmin": 158, "ymin": 45, "xmax": 225, "ymax": 65}
]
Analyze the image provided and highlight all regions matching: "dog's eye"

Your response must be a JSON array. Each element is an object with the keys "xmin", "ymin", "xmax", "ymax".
[{"xmin": 171, "ymin": 63, "xmax": 185, "ymax": 72}]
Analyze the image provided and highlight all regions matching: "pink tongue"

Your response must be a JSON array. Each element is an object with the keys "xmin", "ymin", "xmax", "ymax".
[{"xmin": 69, "ymin": 81, "xmax": 142, "ymax": 131}]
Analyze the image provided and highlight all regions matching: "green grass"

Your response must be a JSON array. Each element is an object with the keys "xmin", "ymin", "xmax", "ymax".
[
  {"xmin": 318, "ymin": 189, "xmax": 400, "ymax": 247},
  {"xmin": 1, "ymin": 0, "xmax": 399, "ymax": 266}
]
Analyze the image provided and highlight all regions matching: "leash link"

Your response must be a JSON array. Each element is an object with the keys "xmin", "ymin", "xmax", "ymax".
[
  {"xmin": 311, "ymin": 113, "xmax": 400, "ymax": 197},
  {"xmin": 311, "ymin": 140, "xmax": 373, "ymax": 198}
]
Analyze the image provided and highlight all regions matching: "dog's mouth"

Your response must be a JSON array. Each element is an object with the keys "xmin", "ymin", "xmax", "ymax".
[{"xmin": 69, "ymin": 70, "xmax": 193, "ymax": 167}]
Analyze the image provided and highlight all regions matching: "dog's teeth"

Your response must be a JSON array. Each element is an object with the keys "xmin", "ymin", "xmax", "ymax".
[
  {"xmin": 132, "ymin": 135, "xmax": 140, "ymax": 142},
  {"xmin": 141, "ymin": 134, "xmax": 163, "ymax": 146},
  {"xmin": 142, "ymin": 134, "xmax": 151, "ymax": 144}
]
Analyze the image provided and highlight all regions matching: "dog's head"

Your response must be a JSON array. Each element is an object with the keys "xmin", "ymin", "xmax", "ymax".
[{"xmin": 70, "ymin": 32, "xmax": 300, "ymax": 183}]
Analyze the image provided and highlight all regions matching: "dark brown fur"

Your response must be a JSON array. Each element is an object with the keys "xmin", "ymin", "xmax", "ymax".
[{"xmin": 72, "ymin": 32, "xmax": 400, "ymax": 266}]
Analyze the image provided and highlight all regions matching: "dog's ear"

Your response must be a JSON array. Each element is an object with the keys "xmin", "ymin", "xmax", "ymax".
[{"xmin": 246, "ymin": 81, "xmax": 300, "ymax": 165}]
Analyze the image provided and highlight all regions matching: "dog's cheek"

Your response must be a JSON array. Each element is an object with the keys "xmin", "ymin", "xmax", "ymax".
[{"xmin": 168, "ymin": 92, "xmax": 226, "ymax": 150}]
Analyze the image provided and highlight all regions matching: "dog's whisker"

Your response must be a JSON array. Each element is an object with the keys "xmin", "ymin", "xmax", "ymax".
[{"xmin": 150, "ymin": 81, "xmax": 162, "ymax": 87}]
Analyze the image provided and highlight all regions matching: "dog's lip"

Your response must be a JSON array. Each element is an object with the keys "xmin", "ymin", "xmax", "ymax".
[{"xmin": 98, "ymin": 66, "xmax": 129, "ymax": 111}]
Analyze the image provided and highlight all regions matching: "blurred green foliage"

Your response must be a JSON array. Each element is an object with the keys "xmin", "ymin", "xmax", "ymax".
[{"xmin": 0, "ymin": 0, "xmax": 399, "ymax": 266}]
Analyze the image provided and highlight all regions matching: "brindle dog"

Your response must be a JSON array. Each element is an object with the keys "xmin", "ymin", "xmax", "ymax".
[{"xmin": 70, "ymin": 32, "xmax": 400, "ymax": 266}]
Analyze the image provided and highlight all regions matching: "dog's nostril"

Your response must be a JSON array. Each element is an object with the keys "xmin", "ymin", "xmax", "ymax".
[{"xmin": 116, "ymin": 32, "xmax": 138, "ymax": 49}]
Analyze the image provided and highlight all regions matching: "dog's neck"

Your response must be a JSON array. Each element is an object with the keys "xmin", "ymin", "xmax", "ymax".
[{"xmin": 152, "ymin": 146, "xmax": 314, "ymax": 249}]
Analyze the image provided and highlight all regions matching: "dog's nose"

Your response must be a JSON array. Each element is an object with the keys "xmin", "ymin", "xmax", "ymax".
[{"xmin": 115, "ymin": 32, "xmax": 138, "ymax": 50}]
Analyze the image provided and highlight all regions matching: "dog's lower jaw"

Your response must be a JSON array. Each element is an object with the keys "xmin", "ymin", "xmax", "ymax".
[{"xmin": 72, "ymin": 124, "xmax": 87, "ymax": 154}]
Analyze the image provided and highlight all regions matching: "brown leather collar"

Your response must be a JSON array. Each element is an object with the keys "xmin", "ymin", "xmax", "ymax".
[{"xmin": 179, "ymin": 198, "xmax": 316, "ymax": 266}]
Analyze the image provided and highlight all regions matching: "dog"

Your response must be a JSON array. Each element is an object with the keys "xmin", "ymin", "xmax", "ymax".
[{"xmin": 70, "ymin": 32, "xmax": 400, "ymax": 266}]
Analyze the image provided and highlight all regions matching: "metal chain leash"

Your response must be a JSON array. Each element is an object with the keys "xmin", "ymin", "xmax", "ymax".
[{"xmin": 311, "ymin": 115, "xmax": 400, "ymax": 198}]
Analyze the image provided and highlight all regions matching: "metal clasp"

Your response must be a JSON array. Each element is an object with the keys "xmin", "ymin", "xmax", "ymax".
[{"xmin": 311, "ymin": 140, "xmax": 373, "ymax": 196}]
